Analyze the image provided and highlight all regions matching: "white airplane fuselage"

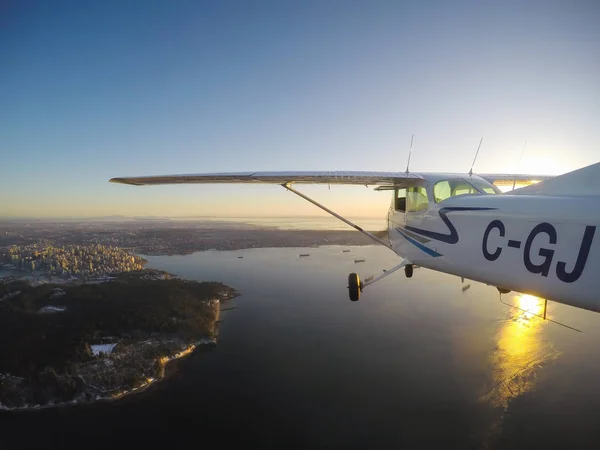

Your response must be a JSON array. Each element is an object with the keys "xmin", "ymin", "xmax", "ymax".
[{"xmin": 388, "ymin": 183, "xmax": 600, "ymax": 312}]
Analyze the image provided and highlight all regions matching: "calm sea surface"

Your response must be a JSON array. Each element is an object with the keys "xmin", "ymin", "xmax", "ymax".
[{"xmin": 3, "ymin": 245, "xmax": 600, "ymax": 449}]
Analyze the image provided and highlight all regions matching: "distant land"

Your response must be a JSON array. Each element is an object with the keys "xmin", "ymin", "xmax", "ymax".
[
  {"xmin": 0, "ymin": 218, "xmax": 385, "ymax": 255},
  {"xmin": 0, "ymin": 215, "xmax": 384, "ymax": 223}
]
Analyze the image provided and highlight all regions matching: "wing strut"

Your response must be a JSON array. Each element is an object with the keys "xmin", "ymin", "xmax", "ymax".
[{"xmin": 282, "ymin": 183, "xmax": 394, "ymax": 251}]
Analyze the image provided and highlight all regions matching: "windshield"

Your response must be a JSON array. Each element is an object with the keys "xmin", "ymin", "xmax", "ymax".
[{"xmin": 433, "ymin": 178, "xmax": 499, "ymax": 203}]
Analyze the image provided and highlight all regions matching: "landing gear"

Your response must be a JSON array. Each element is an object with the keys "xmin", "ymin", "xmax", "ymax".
[
  {"xmin": 348, "ymin": 273, "xmax": 362, "ymax": 302},
  {"xmin": 405, "ymin": 264, "xmax": 413, "ymax": 278},
  {"xmin": 347, "ymin": 259, "xmax": 410, "ymax": 301}
]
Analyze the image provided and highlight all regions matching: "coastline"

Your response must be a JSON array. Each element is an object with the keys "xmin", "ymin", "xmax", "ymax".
[
  {"xmin": 1, "ymin": 338, "xmax": 218, "ymax": 414},
  {"xmin": 105, "ymin": 336, "xmax": 218, "ymax": 402},
  {"xmin": 0, "ymin": 291, "xmax": 239, "ymax": 414}
]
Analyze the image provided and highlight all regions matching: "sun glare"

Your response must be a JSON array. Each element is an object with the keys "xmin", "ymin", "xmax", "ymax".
[
  {"xmin": 496, "ymin": 179, "xmax": 541, "ymax": 193},
  {"xmin": 516, "ymin": 294, "xmax": 543, "ymax": 319}
]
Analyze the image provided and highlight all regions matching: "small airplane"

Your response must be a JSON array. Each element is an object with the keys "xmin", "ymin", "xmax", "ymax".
[{"xmin": 110, "ymin": 160, "xmax": 600, "ymax": 317}]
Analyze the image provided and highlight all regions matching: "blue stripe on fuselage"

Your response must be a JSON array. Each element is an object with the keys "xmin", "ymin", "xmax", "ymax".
[
  {"xmin": 395, "ymin": 228, "xmax": 443, "ymax": 257},
  {"xmin": 404, "ymin": 207, "xmax": 497, "ymax": 244}
]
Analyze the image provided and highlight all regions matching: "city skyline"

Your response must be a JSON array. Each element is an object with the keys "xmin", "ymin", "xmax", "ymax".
[{"xmin": 2, "ymin": 1, "xmax": 599, "ymax": 218}]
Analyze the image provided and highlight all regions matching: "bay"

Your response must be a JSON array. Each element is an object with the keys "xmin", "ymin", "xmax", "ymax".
[{"xmin": 3, "ymin": 245, "xmax": 600, "ymax": 449}]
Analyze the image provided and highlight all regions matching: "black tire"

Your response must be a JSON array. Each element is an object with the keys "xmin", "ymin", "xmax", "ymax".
[
  {"xmin": 348, "ymin": 273, "xmax": 361, "ymax": 302},
  {"xmin": 405, "ymin": 264, "xmax": 413, "ymax": 278}
]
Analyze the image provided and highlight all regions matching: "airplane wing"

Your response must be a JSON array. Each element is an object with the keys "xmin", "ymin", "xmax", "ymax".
[
  {"xmin": 109, "ymin": 171, "xmax": 425, "ymax": 188},
  {"xmin": 477, "ymin": 173, "xmax": 554, "ymax": 186}
]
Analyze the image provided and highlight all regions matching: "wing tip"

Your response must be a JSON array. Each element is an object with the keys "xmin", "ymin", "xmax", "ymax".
[{"xmin": 109, "ymin": 178, "xmax": 144, "ymax": 186}]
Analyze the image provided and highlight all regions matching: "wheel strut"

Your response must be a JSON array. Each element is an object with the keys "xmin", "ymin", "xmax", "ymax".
[{"xmin": 347, "ymin": 259, "xmax": 410, "ymax": 301}]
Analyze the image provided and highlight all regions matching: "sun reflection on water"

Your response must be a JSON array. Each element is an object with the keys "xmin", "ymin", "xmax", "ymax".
[
  {"xmin": 517, "ymin": 294, "xmax": 543, "ymax": 320},
  {"xmin": 480, "ymin": 293, "xmax": 559, "ymax": 410}
]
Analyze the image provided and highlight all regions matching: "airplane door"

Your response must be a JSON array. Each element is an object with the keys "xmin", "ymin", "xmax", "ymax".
[
  {"xmin": 405, "ymin": 186, "xmax": 429, "ymax": 228},
  {"xmin": 388, "ymin": 188, "xmax": 407, "ymax": 252},
  {"xmin": 391, "ymin": 188, "xmax": 407, "ymax": 225},
  {"xmin": 389, "ymin": 186, "xmax": 430, "ymax": 256}
]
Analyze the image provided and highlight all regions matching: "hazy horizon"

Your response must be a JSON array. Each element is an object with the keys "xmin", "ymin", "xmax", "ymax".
[{"xmin": 0, "ymin": 213, "xmax": 385, "ymax": 221}]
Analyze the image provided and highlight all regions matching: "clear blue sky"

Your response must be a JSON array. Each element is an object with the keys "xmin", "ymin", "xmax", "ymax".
[{"xmin": 2, "ymin": 0, "xmax": 599, "ymax": 218}]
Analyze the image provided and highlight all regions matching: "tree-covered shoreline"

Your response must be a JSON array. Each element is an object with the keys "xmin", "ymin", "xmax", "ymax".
[{"xmin": 0, "ymin": 270, "xmax": 237, "ymax": 410}]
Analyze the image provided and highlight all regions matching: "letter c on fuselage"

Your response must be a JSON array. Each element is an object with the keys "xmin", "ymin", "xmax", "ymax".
[{"xmin": 482, "ymin": 220, "xmax": 505, "ymax": 261}]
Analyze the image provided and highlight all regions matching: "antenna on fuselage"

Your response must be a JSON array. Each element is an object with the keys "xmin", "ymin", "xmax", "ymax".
[
  {"xmin": 511, "ymin": 140, "xmax": 527, "ymax": 191},
  {"xmin": 468, "ymin": 136, "xmax": 484, "ymax": 177},
  {"xmin": 405, "ymin": 134, "xmax": 414, "ymax": 174}
]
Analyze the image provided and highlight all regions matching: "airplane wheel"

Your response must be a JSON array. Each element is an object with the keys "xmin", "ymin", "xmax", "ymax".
[
  {"xmin": 405, "ymin": 264, "xmax": 413, "ymax": 278},
  {"xmin": 348, "ymin": 273, "xmax": 361, "ymax": 302}
]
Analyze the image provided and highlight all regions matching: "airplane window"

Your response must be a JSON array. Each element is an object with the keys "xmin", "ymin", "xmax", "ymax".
[
  {"xmin": 406, "ymin": 186, "xmax": 428, "ymax": 212},
  {"xmin": 434, "ymin": 181, "xmax": 452, "ymax": 202},
  {"xmin": 453, "ymin": 183, "xmax": 478, "ymax": 196},
  {"xmin": 395, "ymin": 188, "xmax": 406, "ymax": 212},
  {"xmin": 434, "ymin": 179, "xmax": 481, "ymax": 203}
]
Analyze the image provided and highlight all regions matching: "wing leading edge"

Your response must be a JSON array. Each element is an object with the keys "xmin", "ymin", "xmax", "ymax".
[{"xmin": 109, "ymin": 171, "xmax": 425, "ymax": 188}]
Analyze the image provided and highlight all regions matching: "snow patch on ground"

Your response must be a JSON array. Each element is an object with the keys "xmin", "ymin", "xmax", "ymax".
[
  {"xmin": 38, "ymin": 305, "xmax": 67, "ymax": 313},
  {"xmin": 91, "ymin": 343, "xmax": 117, "ymax": 356}
]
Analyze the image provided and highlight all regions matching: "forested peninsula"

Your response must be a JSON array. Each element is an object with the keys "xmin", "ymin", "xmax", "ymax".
[{"xmin": 0, "ymin": 270, "xmax": 237, "ymax": 410}]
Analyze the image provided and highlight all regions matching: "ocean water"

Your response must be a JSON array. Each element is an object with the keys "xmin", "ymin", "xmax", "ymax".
[{"xmin": 3, "ymin": 246, "xmax": 600, "ymax": 449}]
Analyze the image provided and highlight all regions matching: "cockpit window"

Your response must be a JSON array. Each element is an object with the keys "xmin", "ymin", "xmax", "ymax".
[
  {"xmin": 406, "ymin": 186, "xmax": 429, "ymax": 212},
  {"xmin": 434, "ymin": 179, "xmax": 480, "ymax": 203}
]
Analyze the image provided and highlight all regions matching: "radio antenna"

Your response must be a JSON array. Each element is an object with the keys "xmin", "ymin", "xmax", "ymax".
[
  {"xmin": 468, "ymin": 136, "xmax": 484, "ymax": 177},
  {"xmin": 405, "ymin": 134, "xmax": 414, "ymax": 174},
  {"xmin": 511, "ymin": 140, "xmax": 528, "ymax": 191}
]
